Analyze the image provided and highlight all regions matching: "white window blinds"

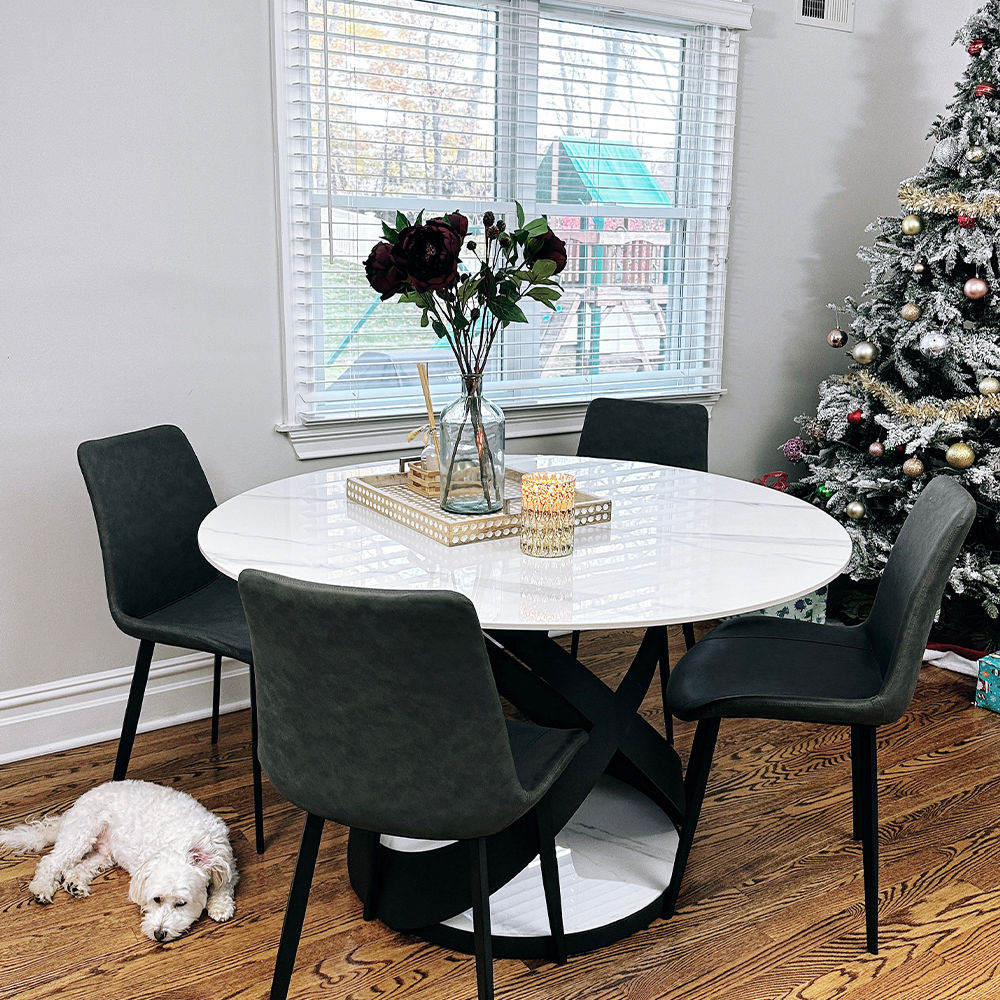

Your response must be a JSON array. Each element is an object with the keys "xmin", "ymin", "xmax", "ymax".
[{"xmin": 274, "ymin": 0, "xmax": 744, "ymax": 443}]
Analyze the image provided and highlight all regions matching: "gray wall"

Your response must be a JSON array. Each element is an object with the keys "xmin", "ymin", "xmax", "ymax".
[{"xmin": 0, "ymin": 1, "xmax": 973, "ymax": 701}]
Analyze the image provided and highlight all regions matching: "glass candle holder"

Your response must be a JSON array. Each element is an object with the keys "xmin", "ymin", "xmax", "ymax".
[{"xmin": 519, "ymin": 472, "xmax": 576, "ymax": 558}]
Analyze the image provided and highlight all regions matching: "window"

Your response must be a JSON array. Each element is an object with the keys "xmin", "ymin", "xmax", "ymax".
[{"xmin": 273, "ymin": 0, "xmax": 750, "ymax": 457}]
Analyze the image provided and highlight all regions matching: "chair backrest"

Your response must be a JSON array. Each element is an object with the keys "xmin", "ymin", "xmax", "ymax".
[
  {"xmin": 238, "ymin": 570, "xmax": 533, "ymax": 841},
  {"xmin": 865, "ymin": 476, "xmax": 976, "ymax": 720},
  {"xmin": 577, "ymin": 397, "xmax": 709, "ymax": 472},
  {"xmin": 77, "ymin": 425, "xmax": 219, "ymax": 623}
]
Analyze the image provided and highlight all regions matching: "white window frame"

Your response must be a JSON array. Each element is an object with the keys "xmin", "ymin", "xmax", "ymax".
[{"xmin": 270, "ymin": 0, "xmax": 752, "ymax": 459}]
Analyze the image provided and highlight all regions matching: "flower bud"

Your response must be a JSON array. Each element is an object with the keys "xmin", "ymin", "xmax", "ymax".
[
  {"xmin": 496, "ymin": 219, "xmax": 506, "ymax": 232},
  {"xmin": 482, "ymin": 211, "xmax": 495, "ymax": 227}
]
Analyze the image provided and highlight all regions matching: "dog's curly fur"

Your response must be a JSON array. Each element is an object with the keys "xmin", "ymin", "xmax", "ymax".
[{"xmin": 0, "ymin": 779, "xmax": 238, "ymax": 942}]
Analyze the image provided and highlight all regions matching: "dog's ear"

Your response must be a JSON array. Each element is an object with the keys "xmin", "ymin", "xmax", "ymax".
[
  {"xmin": 189, "ymin": 844, "xmax": 233, "ymax": 884},
  {"xmin": 128, "ymin": 862, "xmax": 150, "ymax": 907}
]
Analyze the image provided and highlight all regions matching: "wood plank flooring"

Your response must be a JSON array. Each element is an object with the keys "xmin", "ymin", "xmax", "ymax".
[{"xmin": 1, "ymin": 626, "xmax": 998, "ymax": 1000}]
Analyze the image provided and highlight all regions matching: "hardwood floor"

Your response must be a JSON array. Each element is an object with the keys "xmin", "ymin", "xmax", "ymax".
[{"xmin": 1, "ymin": 626, "xmax": 998, "ymax": 1000}]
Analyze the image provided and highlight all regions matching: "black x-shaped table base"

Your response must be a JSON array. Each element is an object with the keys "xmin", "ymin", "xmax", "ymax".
[{"xmin": 346, "ymin": 627, "xmax": 686, "ymax": 958}]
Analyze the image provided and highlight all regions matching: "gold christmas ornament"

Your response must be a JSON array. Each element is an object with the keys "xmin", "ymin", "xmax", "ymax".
[
  {"xmin": 946, "ymin": 442, "xmax": 976, "ymax": 468},
  {"xmin": 964, "ymin": 277, "xmax": 990, "ymax": 299},
  {"xmin": 851, "ymin": 341, "xmax": 877, "ymax": 364},
  {"xmin": 805, "ymin": 418, "xmax": 829, "ymax": 440},
  {"xmin": 966, "ymin": 145, "xmax": 988, "ymax": 164},
  {"xmin": 901, "ymin": 214, "xmax": 923, "ymax": 235},
  {"xmin": 900, "ymin": 302, "xmax": 922, "ymax": 322},
  {"xmin": 902, "ymin": 457, "xmax": 925, "ymax": 477},
  {"xmin": 979, "ymin": 376, "xmax": 1000, "ymax": 395},
  {"xmin": 846, "ymin": 501, "xmax": 866, "ymax": 520}
]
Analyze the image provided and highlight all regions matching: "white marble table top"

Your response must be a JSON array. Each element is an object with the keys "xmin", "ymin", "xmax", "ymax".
[{"xmin": 198, "ymin": 455, "xmax": 852, "ymax": 631}]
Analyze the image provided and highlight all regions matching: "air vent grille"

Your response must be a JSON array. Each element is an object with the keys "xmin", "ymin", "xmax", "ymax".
[{"xmin": 795, "ymin": 0, "xmax": 855, "ymax": 32}]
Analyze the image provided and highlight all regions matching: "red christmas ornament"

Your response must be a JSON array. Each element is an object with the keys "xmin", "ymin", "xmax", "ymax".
[
  {"xmin": 848, "ymin": 409, "xmax": 864, "ymax": 426},
  {"xmin": 969, "ymin": 39, "xmax": 986, "ymax": 56},
  {"xmin": 975, "ymin": 82, "xmax": 995, "ymax": 97},
  {"xmin": 958, "ymin": 214, "xmax": 978, "ymax": 229}
]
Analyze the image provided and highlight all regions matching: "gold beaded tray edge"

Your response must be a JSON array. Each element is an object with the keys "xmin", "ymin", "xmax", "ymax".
[{"xmin": 346, "ymin": 468, "xmax": 611, "ymax": 547}]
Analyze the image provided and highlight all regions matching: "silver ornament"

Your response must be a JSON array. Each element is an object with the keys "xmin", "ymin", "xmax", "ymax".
[
  {"xmin": 979, "ymin": 376, "xmax": 1000, "ymax": 395},
  {"xmin": 846, "ymin": 501, "xmax": 866, "ymax": 520},
  {"xmin": 966, "ymin": 145, "xmax": 988, "ymax": 164},
  {"xmin": 852, "ymin": 341, "xmax": 877, "ymax": 365},
  {"xmin": 933, "ymin": 136, "xmax": 966, "ymax": 168},
  {"xmin": 918, "ymin": 330, "xmax": 950, "ymax": 358}
]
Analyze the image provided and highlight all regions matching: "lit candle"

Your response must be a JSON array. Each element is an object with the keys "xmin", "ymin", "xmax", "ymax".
[{"xmin": 519, "ymin": 472, "xmax": 576, "ymax": 557}]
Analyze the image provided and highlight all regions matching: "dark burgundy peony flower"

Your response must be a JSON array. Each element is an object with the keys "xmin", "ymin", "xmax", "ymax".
[
  {"xmin": 391, "ymin": 221, "xmax": 462, "ymax": 292},
  {"xmin": 441, "ymin": 212, "xmax": 469, "ymax": 238},
  {"xmin": 525, "ymin": 229, "xmax": 568, "ymax": 274},
  {"xmin": 364, "ymin": 242, "xmax": 406, "ymax": 299}
]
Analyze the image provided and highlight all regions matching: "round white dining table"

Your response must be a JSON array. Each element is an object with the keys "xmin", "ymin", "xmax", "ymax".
[
  {"xmin": 198, "ymin": 454, "xmax": 851, "ymax": 957},
  {"xmin": 199, "ymin": 454, "xmax": 852, "ymax": 632}
]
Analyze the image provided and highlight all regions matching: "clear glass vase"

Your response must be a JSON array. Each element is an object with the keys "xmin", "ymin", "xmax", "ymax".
[{"xmin": 439, "ymin": 374, "xmax": 505, "ymax": 514}]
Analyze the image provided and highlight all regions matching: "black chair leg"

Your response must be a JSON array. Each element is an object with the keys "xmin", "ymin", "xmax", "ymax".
[
  {"xmin": 682, "ymin": 621, "xmax": 696, "ymax": 651},
  {"xmin": 470, "ymin": 837, "xmax": 494, "ymax": 1000},
  {"xmin": 211, "ymin": 654, "xmax": 222, "ymax": 745},
  {"xmin": 570, "ymin": 630, "xmax": 580, "ymax": 660},
  {"xmin": 664, "ymin": 716, "xmax": 720, "ymax": 919},
  {"xmin": 535, "ymin": 801, "xmax": 567, "ymax": 965},
  {"xmin": 270, "ymin": 812, "xmax": 325, "ymax": 1000},
  {"xmin": 113, "ymin": 640, "xmax": 154, "ymax": 781},
  {"xmin": 249, "ymin": 664, "xmax": 265, "ymax": 855},
  {"xmin": 854, "ymin": 724, "xmax": 880, "ymax": 954},
  {"xmin": 850, "ymin": 725, "xmax": 863, "ymax": 841},
  {"xmin": 358, "ymin": 829, "xmax": 384, "ymax": 922},
  {"xmin": 656, "ymin": 627, "xmax": 674, "ymax": 745}
]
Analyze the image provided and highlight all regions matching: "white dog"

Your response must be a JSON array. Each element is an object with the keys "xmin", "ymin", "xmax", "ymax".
[{"xmin": 0, "ymin": 779, "xmax": 238, "ymax": 942}]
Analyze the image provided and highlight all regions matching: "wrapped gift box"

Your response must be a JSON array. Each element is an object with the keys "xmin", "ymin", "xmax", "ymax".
[
  {"xmin": 722, "ymin": 586, "xmax": 828, "ymax": 625},
  {"xmin": 754, "ymin": 586, "xmax": 828, "ymax": 624},
  {"xmin": 975, "ymin": 652, "xmax": 1000, "ymax": 713}
]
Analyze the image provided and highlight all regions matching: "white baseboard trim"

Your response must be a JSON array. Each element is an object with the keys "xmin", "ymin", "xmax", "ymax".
[{"xmin": 0, "ymin": 652, "xmax": 251, "ymax": 766}]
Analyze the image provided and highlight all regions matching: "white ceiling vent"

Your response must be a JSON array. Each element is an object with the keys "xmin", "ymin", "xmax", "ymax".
[{"xmin": 795, "ymin": 0, "xmax": 855, "ymax": 32}]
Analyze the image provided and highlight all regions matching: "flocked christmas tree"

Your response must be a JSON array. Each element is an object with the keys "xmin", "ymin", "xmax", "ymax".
[{"xmin": 782, "ymin": 1, "xmax": 1000, "ymax": 636}]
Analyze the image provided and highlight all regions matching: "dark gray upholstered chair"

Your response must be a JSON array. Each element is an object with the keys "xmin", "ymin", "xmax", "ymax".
[
  {"xmin": 663, "ymin": 477, "xmax": 976, "ymax": 954},
  {"xmin": 574, "ymin": 397, "xmax": 710, "ymax": 735},
  {"xmin": 77, "ymin": 425, "xmax": 264, "ymax": 854},
  {"xmin": 238, "ymin": 570, "xmax": 588, "ymax": 1000}
]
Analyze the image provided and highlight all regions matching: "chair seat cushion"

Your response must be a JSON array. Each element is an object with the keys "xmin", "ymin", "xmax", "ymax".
[
  {"xmin": 665, "ymin": 615, "xmax": 889, "ymax": 726},
  {"xmin": 506, "ymin": 720, "xmax": 588, "ymax": 803},
  {"xmin": 118, "ymin": 575, "xmax": 252, "ymax": 663}
]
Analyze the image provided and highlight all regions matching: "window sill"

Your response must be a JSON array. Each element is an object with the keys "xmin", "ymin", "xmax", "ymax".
[{"xmin": 277, "ymin": 390, "xmax": 724, "ymax": 461}]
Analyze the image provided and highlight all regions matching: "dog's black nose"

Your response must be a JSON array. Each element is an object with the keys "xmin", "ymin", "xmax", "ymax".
[{"xmin": 153, "ymin": 929, "xmax": 168, "ymax": 942}]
